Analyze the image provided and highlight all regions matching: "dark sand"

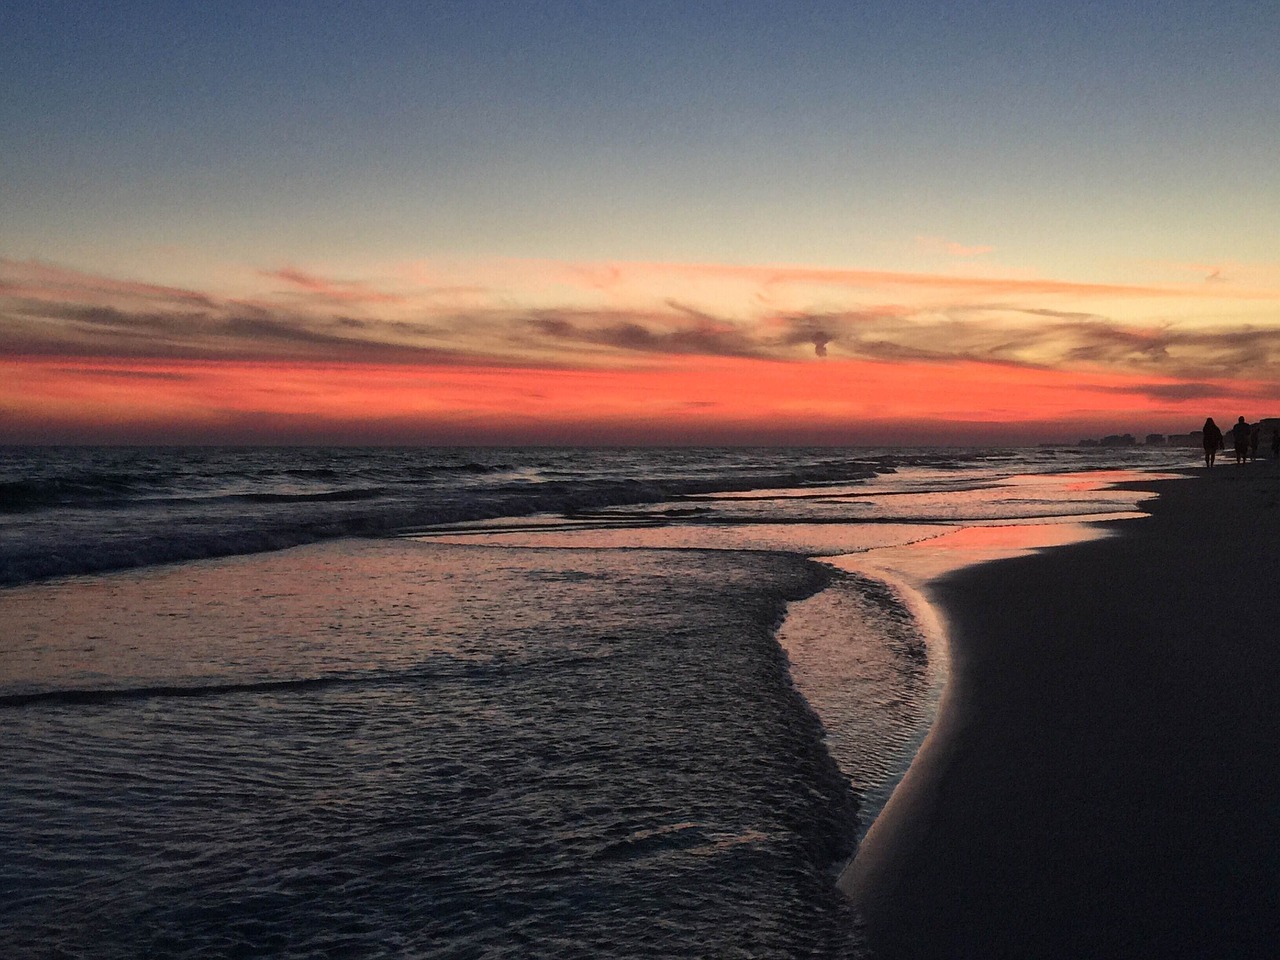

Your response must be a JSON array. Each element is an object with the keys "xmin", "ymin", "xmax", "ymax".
[{"xmin": 840, "ymin": 466, "xmax": 1280, "ymax": 958}]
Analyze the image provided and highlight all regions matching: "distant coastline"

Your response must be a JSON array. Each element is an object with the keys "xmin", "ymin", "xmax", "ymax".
[{"xmin": 1061, "ymin": 415, "xmax": 1280, "ymax": 449}]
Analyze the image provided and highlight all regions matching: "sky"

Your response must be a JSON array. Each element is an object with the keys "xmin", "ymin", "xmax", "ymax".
[{"xmin": 3, "ymin": 0, "xmax": 1279, "ymax": 445}]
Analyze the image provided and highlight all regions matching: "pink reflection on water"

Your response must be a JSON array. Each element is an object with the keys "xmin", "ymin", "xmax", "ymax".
[
  {"xmin": 858, "ymin": 519, "xmax": 1123, "ymax": 584},
  {"xmin": 833, "ymin": 469, "xmax": 1182, "ymax": 586}
]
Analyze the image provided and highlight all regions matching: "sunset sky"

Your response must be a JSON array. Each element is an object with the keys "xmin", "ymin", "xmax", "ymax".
[{"xmin": 4, "ymin": 0, "xmax": 1279, "ymax": 445}]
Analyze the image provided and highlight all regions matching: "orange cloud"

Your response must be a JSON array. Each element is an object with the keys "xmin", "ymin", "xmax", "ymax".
[
  {"xmin": 552, "ymin": 258, "xmax": 1222, "ymax": 299},
  {"xmin": 0, "ymin": 258, "xmax": 219, "ymax": 309}
]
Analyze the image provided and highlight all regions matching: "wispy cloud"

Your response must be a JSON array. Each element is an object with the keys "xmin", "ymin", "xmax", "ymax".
[
  {"xmin": 0, "ymin": 258, "xmax": 220, "ymax": 309},
  {"xmin": 1087, "ymin": 381, "xmax": 1233, "ymax": 402},
  {"xmin": 404, "ymin": 256, "xmax": 1251, "ymax": 303},
  {"xmin": 1084, "ymin": 380, "xmax": 1280, "ymax": 404},
  {"xmin": 525, "ymin": 311, "xmax": 760, "ymax": 358},
  {"xmin": 573, "ymin": 259, "xmax": 1187, "ymax": 299},
  {"xmin": 261, "ymin": 266, "xmax": 407, "ymax": 304},
  {"xmin": 5, "ymin": 257, "xmax": 1280, "ymax": 390},
  {"xmin": 914, "ymin": 235, "xmax": 995, "ymax": 258}
]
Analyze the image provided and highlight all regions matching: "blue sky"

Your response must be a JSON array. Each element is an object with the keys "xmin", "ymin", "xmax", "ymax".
[{"xmin": 5, "ymin": 0, "xmax": 1278, "ymax": 280}]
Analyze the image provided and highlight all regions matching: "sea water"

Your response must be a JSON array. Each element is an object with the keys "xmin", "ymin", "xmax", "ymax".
[{"xmin": 0, "ymin": 445, "xmax": 1192, "ymax": 957}]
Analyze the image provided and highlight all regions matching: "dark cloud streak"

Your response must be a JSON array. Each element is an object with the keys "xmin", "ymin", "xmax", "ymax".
[{"xmin": 525, "ymin": 310, "xmax": 761, "ymax": 358}]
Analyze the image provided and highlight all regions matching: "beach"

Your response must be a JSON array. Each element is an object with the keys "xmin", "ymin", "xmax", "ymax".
[
  {"xmin": 841, "ymin": 464, "xmax": 1280, "ymax": 958},
  {"xmin": 1, "ymin": 444, "xmax": 1236, "ymax": 957}
]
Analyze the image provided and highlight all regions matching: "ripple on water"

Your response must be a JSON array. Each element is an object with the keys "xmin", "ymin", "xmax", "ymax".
[{"xmin": 0, "ymin": 541, "xmax": 868, "ymax": 958}]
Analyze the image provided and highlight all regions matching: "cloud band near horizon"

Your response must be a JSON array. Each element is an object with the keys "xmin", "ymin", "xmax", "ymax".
[{"xmin": 3, "ymin": 256, "xmax": 1278, "ymax": 444}]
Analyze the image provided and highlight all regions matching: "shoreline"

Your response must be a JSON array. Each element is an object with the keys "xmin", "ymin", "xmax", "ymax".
[{"xmin": 838, "ymin": 464, "xmax": 1280, "ymax": 958}]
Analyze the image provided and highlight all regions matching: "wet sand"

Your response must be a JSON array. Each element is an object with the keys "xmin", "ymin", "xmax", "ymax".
[{"xmin": 839, "ymin": 464, "xmax": 1280, "ymax": 958}]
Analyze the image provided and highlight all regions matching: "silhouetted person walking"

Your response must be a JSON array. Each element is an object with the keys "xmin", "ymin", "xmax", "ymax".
[
  {"xmin": 1203, "ymin": 418, "xmax": 1224, "ymax": 467},
  {"xmin": 1250, "ymin": 423, "xmax": 1261, "ymax": 461},
  {"xmin": 1232, "ymin": 417, "xmax": 1251, "ymax": 465}
]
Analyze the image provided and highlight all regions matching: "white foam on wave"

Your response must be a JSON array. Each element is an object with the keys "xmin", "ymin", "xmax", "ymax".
[{"xmin": 776, "ymin": 570, "xmax": 947, "ymax": 842}]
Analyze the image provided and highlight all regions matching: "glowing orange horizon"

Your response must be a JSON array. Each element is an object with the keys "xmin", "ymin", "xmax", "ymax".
[{"xmin": 2, "ymin": 353, "xmax": 1266, "ymax": 446}]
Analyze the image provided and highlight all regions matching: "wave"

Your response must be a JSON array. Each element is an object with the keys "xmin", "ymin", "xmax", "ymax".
[
  {"xmin": 0, "ymin": 462, "xmax": 526, "ymax": 516},
  {"xmin": 0, "ymin": 648, "xmax": 643, "ymax": 708},
  {"xmin": 231, "ymin": 487, "xmax": 389, "ymax": 504},
  {"xmin": 0, "ymin": 472, "xmax": 164, "ymax": 512},
  {"xmin": 0, "ymin": 463, "xmax": 895, "ymax": 587},
  {"xmin": 0, "ymin": 675, "xmax": 359, "ymax": 708}
]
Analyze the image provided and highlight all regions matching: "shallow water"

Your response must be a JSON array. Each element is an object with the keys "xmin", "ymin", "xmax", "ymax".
[
  {"xmin": 1, "ymin": 542, "xmax": 865, "ymax": 958},
  {"xmin": 777, "ymin": 571, "xmax": 943, "ymax": 841},
  {"xmin": 0, "ymin": 445, "xmax": 1192, "ymax": 586}
]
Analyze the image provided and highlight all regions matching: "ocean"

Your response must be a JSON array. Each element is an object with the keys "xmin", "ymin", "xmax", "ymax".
[{"xmin": 0, "ymin": 445, "xmax": 1192, "ymax": 957}]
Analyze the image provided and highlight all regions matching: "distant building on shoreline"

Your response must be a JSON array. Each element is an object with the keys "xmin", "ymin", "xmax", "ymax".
[
  {"xmin": 1076, "ymin": 417, "xmax": 1280, "ymax": 452},
  {"xmin": 1078, "ymin": 433, "xmax": 1136, "ymax": 447}
]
